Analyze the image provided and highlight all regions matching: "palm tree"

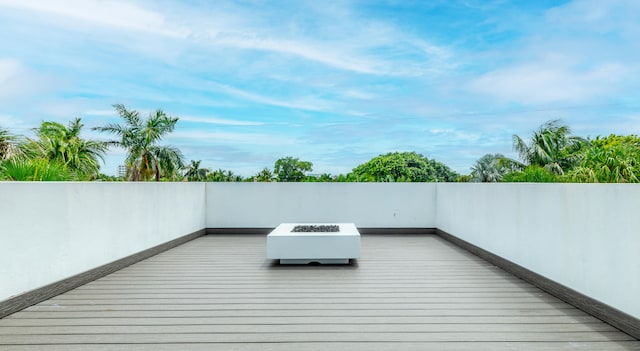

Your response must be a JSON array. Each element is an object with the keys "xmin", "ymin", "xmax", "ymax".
[
  {"xmin": 471, "ymin": 153, "xmax": 511, "ymax": 182},
  {"xmin": 1, "ymin": 158, "xmax": 70, "ymax": 181},
  {"xmin": 0, "ymin": 126, "xmax": 22, "ymax": 161},
  {"xmin": 512, "ymin": 119, "xmax": 587, "ymax": 175},
  {"xmin": 255, "ymin": 167, "xmax": 275, "ymax": 182},
  {"xmin": 26, "ymin": 118, "xmax": 107, "ymax": 180},
  {"xmin": 207, "ymin": 169, "xmax": 243, "ymax": 182},
  {"xmin": 183, "ymin": 160, "xmax": 209, "ymax": 181},
  {"xmin": 94, "ymin": 104, "xmax": 184, "ymax": 181}
]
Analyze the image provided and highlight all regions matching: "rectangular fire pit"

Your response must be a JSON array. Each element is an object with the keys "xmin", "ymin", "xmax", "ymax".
[{"xmin": 266, "ymin": 223, "xmax": 360, "ymax": 264}]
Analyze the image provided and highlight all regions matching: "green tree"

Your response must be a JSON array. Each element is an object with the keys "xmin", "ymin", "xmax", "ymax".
[
  {"xmin": 568, "ymin": 135, "xmax": 640, "ymax": 183},
  {"xmin": 512, "ymin": 119, "xmax": 587, "ymax": 175},
  {"xmin": 26, "ymin": 118, "xmax": 106, "ymax": 180},
  {"xmin": 207, "ymin": 169, "xmax": 243, "ymax": 182},
  {"xmin": 502, "ymin": 166, "xmax": 561, "ymax": 183},
  {"xmin": 255, "ymin": 167, "xmax": 275, "ymax": 182},
  {"xmin": 274, "ymin": 157, "xmax": 313, "ymax": 182},
  {"xmin": 315, "ymin": 173, "xmax": 335, "ymax": 182},
  {"xmin": 591, "ymin": 134, "xmax": 640, "ymax": 149},
  {"xmin": 350, "ymin": 151, "xmax": 458, "ymax": 182},
  {"xmin": 94, "ymin": 104, "xmax": 184, "ymax": 181},
  {"xmin": 183, "ymin": 160, "xmax": 209, "ymax": 181},
  {"xmin": 470, "ymin": 153, "xmax": 512, "ymax": 182}
]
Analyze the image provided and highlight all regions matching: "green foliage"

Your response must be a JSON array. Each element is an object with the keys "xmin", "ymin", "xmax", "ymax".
[
  {"xmin": 512, "ymin": 119, "xmax": 587, "ymax": 175},
  {"xmin": 334, "ymin": 173, "xmax": 359, "ymax": 182},
  {"xmin": 315, "ymin": 173, "xmax": 335, "ymax": 182},
  {"xmin": 470, "ymin": 153, "xmax": 513, "ymax": 182},
  {"xmin": 591, "ymin": 134, "xmax": 640, "ymax": 149},
  {"xmin": 26, "ymin": 118, "xmax": 107, "ymax": 180},
  {"xmin": 274, "ymin": 157, "xmax": 313, "ymax": 182},
  {"xmin": 94, "ymin": 104, "xmax": 184, "ymax": 181},
  {"xmin": 350, "ymin": 151, "xmax": 458, "ymax": 182},
  {"xmin": 502, "ymin": 166, "xmax": 561, "ymax": 183},
  {"xmin": 568, "ymin": 143, "xmax": 640, "ymax": 183},
  {"xmin": 183, "ymin": 160, "xmax": 209, "ymax": 181},
  {"xmin": 95, "ymin": 173, "xmax": 124, "ymax": 181},
  {"xmin": 255, "ymin": 167, "xmax": 275, "ymax": 182},
  {"xmin": 207, "ymin": 169, "xmax": 243, "ymax": 182},
  {"xmin": 0, "ymin": 158, "xmax": 71, "ymax": 181}
]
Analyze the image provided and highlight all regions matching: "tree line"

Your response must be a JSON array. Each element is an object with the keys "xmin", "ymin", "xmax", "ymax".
[
  {"xmin": 1, "ymin": 105, "xmax": 639, "ymax": 182},
  {"xmin": 467, "ymin": 120, "xmax": 640, "ymax": 183}
]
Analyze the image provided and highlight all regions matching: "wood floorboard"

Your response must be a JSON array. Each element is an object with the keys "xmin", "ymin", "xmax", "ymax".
[
  {"xmin": 4, "ymin": 307, "xmax": 588, "ymax": 319},
  {"xmin": 2, "ymin": 342, "xmax": 640, "ymax": 351},
  {"xmin": 1, "ymin": 234, "xmax": 638, "ymax": 350},
  {"xmin": 0, "ymin": 322, "xmax": 619, "ymax": 335},
  {"xmin": 23, "ymin": 302, "xmax": 577, "ymax": 312},
  {"xmin": 1, "ymin": 331, "xmax": 636, "ymax": 344}
]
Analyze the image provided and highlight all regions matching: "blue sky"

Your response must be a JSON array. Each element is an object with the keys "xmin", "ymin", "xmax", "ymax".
[{"xmin": 1, "ymin": 0, "xmax": 639, "ymax": 176}]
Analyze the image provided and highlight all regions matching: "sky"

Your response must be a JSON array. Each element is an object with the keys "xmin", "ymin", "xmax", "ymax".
[{"xmin": 1, "ymin": 0, "xmax": 639, "ymax": 176}]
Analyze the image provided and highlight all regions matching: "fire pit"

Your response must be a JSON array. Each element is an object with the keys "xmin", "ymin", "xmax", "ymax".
[{"xmin": 266, "ymin": 223, "xmax": 361, "ymax": 264}]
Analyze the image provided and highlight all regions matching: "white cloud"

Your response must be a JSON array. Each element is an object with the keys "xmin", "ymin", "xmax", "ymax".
[
  {"xmin": 0, "ymin": 58, "xmax": 59, "ymax": 102},
  {"xmin": 0, "ymin": 0, "xmax": 188, "ymax": 38},
  {"xmin": 169, "ymin": 131, "xmax": 296, "ymax": 145},
  {"xmin": 0, "ymin": 1, "xmax": 455, "ymax": 78},
  {"xmin": 211, "ymin": 82, "xmax": 333, "ymax": 112},
  {"xmin": 468, "ymin": 61, "xmax": 629, "ymax": 104},
  {"xmin": 211, "ymin": 35, "xmax": 383, "ymax": 75},
  {"xmin": 546, "ymin": 0, "xmax": 640, "ymax": 36},
  {"xmin": 180, "ymin": 115, "xmax": 264, "ymax": 126},
  {"xmin": 466, "ymin": 0, "xmax": 640, "ymax": 105},
  {"xmin": 84, "ymin": 109, "xmax": 116, "ymax": 117}
]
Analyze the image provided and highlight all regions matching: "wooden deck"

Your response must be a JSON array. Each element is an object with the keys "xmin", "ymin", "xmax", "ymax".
[{"xmin": 1, "ymin": 234, "xmax": 639, "ymax": 350}]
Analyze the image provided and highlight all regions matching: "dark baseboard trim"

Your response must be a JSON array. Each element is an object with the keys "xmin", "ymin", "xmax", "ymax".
[
  {"xmin": 358, "ymin": 227, "xmax": 436, "ymax": 235},
  {"xmin": 206, "ymin": 228, "xmax": 273, "ymax": 235},
  {"xmin": 436, "ymin": 228, "xmax": 640, "ymax": 340},
  {"xmin": 206, "ymin": 227, "xmax": 437, "ymax": 235},
  {"xmin": 0, "ymin": 229, "xmax": 205, "ymax": 319}
]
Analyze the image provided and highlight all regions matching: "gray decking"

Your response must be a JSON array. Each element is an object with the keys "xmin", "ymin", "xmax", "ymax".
[{"xmin": 1, "ymin": 234, "xmax": 639, "ymax": 350}]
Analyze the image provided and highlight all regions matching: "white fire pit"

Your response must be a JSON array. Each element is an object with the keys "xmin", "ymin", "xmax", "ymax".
[{"xmin": 266, "ymin": 223, "xmax": 360, "ymax": 264}]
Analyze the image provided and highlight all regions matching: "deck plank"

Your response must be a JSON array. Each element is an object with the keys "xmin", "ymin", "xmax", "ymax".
[{"xmin": 1, "ymin": 234, "xmax": 638, "ymax": 350}]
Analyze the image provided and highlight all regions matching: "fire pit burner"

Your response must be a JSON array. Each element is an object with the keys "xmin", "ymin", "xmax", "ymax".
[{"xmin": 292, "ymin": 225, "xmax": 339, "ymax": 232}]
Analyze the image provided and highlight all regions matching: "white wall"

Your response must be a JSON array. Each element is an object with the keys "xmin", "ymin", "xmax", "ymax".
[
  {"xmin": 206, "ymin": 183, "xmax": 437, "ymax": 228},
  {"xmin": 2, "ymin": 182, "xmax": 638, "ymax": 321},
  {"xmin": 436, "ymin": 183, "xmax": 640, "ymax": 319},
  {"xmin": 0, "ymin": 182, "xmax": 205, "ymax": 302}
]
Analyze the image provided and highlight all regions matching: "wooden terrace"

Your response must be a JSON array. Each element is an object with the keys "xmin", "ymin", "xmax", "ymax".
[{"xmin": 1, "ymin": 234, "xmax": 638, "ymax": 350}]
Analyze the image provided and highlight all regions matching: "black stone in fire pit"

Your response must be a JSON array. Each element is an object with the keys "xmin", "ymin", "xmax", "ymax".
[{"xmin": 292, "ymin": 225, "xmax": 340, "ymax": 232}]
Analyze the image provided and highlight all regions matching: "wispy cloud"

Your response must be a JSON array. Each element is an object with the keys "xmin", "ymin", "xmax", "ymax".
[
  {"xmin": 0, "ymin": 58, "xmax": 60, "ymax": 102},
  {"xmin": 180, "ymin": 115, "xmax": 264, "ymax": 126},
  {"xmin": 0, "ymin": 0, "xmax": 188, "ymax": 37},
  {"xmin": 169, "ymin": 131, "xmax": 296, "ymax": 145},
  {"xmin": 468, "ymin": 61, "xmax": 630, "ymax": 104},
  {"xmin": 1, "ymin": 0, "xmax": 638, "ymax": 176},
  {"xmin": 466, "ymin": 0, "xmax": 640, "ymax": 105},
  {"xmin": 210, "ymin": 82, "xmax": 334, "ymax": 112}
]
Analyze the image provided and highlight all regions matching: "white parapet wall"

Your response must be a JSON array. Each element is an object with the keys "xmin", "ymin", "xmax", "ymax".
[
  {"xmin": 2, "ymin": 181, "xmax": 639, "ymax": 322},
  {"xmin": 0, "ymin": 182, "xmax": 206, "ymax": 302},
  {"xmin": 205, "ymin": 182, "xmax": 437, "ymax": 228},
  {"xmin": 436, "ymin": 183, "xmax": 640, "ymax": 320}
]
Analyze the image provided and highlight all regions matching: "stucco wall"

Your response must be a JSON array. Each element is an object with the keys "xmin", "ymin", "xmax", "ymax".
[
  {"xmin": 0, "ymin": 182, "xmax": 205, "ymax": 302},
  {"xmin": 436, "ymin": 183, "xmax": 640, "ymax": 319},
  {"xmin": 205, "ymin": 182, "xmax": 437, "ymax": 228},
  {"xmin": 2, "ymin": 181, "xmax": 638, "ymax": 321}
]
